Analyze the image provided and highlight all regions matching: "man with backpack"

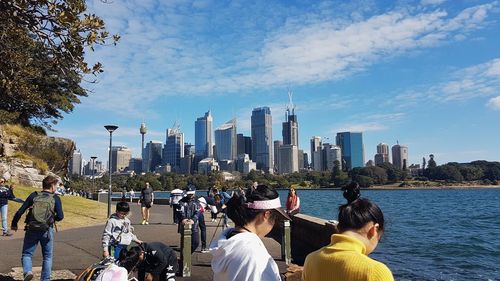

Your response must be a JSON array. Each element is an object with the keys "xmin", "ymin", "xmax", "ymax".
[{"xmin": 11, "ymin": 175, "xmax": 64, "ymax": 281}]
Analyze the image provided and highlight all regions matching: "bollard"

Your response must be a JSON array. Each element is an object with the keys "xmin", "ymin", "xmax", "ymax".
[
  {"xmin": 181, "ymin": 223, "xmax": 192, "ymax": 277},
  {"xmin": 282, "ymin": 220, "xmax": 291, "ymax": 265}
]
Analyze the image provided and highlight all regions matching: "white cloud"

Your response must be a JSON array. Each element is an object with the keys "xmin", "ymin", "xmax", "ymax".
[
  {"xmin": 394, "ymin": 57, "xmax": 500, "ymax": 106},
  {"xmin": 332, "ymin": 112, "xmax": 405, "ymax": 133},
  {"xmin": 334, "ymin": 122, "xmax": 388, "ymax": 133},
  {"xmin": 487, "ymin": 96, "xmax": 500, "ymax": 109},
  {"xmin": 83, "ymin": 1, "xmax": 498, "ymax": 115},
  {"xmin": 421, "ymin": 0, "xmax": 447, "ymax": 6}
]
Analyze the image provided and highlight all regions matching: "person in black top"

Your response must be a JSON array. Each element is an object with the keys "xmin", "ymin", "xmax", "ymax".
[
  {"xmin": 0, "ymin": 177, "xmax": 17, "ymax": 236},
  {"xmin": 138, "ymin": 182, "xmax": 154, "ymax": 225},
  {"xmin": 179, "ymin": 186, "xmax": 200, "ymax": 253},
  {"xmin": 120, "ymin": 242, "xmax": 178, "ymax": 281},
  {"xmin": 11, "ymin": 175, "xmax": 64, "ymax": 281}
]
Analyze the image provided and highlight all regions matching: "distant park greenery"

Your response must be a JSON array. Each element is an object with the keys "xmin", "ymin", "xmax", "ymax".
[
  {"xmin": 0, "ymin": 0, "xmax": 118, "ymax": 130},
  {"xmin": 67, "ymin": 159, "xmax": 500, "ymax": 192}
]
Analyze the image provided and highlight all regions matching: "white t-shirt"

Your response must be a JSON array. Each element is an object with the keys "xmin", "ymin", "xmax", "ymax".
[{"xmin": 210, "ymin": 228, "xmax": 281, "ymax": 281}]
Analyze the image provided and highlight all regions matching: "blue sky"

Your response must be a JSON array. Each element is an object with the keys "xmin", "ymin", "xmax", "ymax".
[{"xmin": 50, "ymin": 0, "xmax": 500, "ymax": 167}]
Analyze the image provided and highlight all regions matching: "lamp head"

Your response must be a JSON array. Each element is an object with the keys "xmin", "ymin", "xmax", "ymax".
[{"xmin": 104, "ymin": 125, "xmax": 119, "ymax": 133}]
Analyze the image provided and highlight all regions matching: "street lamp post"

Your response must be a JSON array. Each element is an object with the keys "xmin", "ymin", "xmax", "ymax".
[
  {"xmin": 90, "ymin": 156, "xmax": 97, "ymax": 196},
  {"xmin": 104, "ymin": 125, "xmax": 118, "ymax": 218}
]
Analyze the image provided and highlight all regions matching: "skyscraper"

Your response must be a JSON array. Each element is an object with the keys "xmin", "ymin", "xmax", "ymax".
[
  {"xmin": 69, "ymin": 149, "xmax": 82, "ymax": 175},
  {"xmin": 282, "ymin": 106, "xmax": 298, "ymax": 146},
  {"xmin": 274, "ymin": 140, "xmax": 283, "ymax": 173},
  {"xmin": 278, "ymin": 144, "xmax": 299, "ymax": 174},
  {"xmin": 392, "ymin": 143, "xmax": 409, "ymax": 170},
  {"xmin": 251, "ymin": 107, "xmax": 273, "ymax": 173},
  {"xmin": 310, "ymin": 136, "xmax": 322, "ymax": 171},
  {"xmin": 111, "ymin": 146, "xmax": 132, "ymax": 173},
  {"xmin": 336, "ymin": 132, "xmax": 364, "ymax": 170},
  {"xmin": 323, "ymin": 144, "xmax": 342, "ymax": 171},
  {"xmin": 215, "ymin": 119, "xmax": 237, "ymax": 161},
  {"xmin": 143, "ymin": 141, "xmax": 162, "ymax": 172},
  {"xmin": 236, "ymin": 134, "xmax": 252, "ymax": 158},
  {"xmin": 281, "ymin": 94, "xmax": 299, "ymax": 173},
  {"xmin": 374, "ymin": 143, "xmax": 390, "ymax": 165},
  {"xmin": 128, "ymin": 158, "xmax": 143, "ymax": 174},
  {"xmin": 163, "ymin": 127, "xmax": 184, "ymax": 169},
  {"xmin": 195, "ymin": 111, "xmax": 213, "ymax": 158}
]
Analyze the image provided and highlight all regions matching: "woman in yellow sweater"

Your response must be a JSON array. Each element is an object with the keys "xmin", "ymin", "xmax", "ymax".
[{"xmin": 302, "ymin": 182, "xmax": 394, "ymax": 281}]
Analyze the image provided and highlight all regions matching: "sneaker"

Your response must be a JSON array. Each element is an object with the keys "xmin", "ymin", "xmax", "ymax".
[
  {"xmin": 145, "ymin": 221, "xmax": 149, "ymax": 225},
  {"xmin": 23, "ymin": 271, "xmax": 33, "ymax": 281},
  {"xmin": 141, "ymin": 220, "xmax": 146, "ymax": 225},
  {"xmin": 3, "ymin": 231, "xmax": 13, "ymax": 236},
  {"xmin": 211, "ymin": 219, "xmax": 215, "ymax": 222},
  {"xmin": 201, "ymin": 248, "xmax": 209, "ymax": 253}
]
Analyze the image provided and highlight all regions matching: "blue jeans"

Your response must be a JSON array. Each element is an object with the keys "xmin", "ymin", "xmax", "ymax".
[
  {"xmin": 1, "ymin": 204, "xmax": 8, "ymax": 234},
  {"xmin": 22, "ymin": 228, "xmax": 54, "ymax": 281}
]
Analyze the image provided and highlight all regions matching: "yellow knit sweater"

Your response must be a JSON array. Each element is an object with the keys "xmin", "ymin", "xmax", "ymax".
[{"xmin": 302, "ymin": 234, "xmax": 394, "ymax": 281}]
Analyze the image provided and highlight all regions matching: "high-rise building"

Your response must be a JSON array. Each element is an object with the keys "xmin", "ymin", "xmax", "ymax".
[
  {"xmin": 69, "ymin": 149, "xmax": 83, "ymax": 175},
  {"xmin": 251, "ymin": 107, "xmax": 273, "ymax": 173},
  {"xmin": 374, "ymin": 143, "xmax": 390, "ymax": 165},
  {"xmin": 184, "ymin": 143, "xmax": 195, "ymax": 156},
  {"xmin": 323, "ymin": 144, "xmax": 342, "ymax": 171},
  {"xmin": 281, "ymin": 98, "xmax": 299, "ymax": 172},
  {"xmin": 336, "ymin": 132, "xmax": 364, "ymax": 170},
  {"xmin": 111, "ymin": 146, "xmax": 132, "ymax": 173},
  {"xmin": 163, "ymin": 127, "xmax": 184, "ymax": 169},
  {"xmin": 128, "ymin": 158, "xmax": 143, "ymax": 174},
  {"xmin": 180, "ymin": 154, "xmax": 195, "ymax": 175},
  {"xmin": 282, "ymin": 108, "xmax": 298, "ymax": 146},
  {"xmin": 195, "ymin": 111, "xmax": 213, "ymax": 158},
  {"xmin": 237, "ymin": 134, "xmax": 252, "ymax": 158},
  {"xmin": 215, "ymin": 119, "xmax": 237, "ymax": 161},
  {"xmin": 310, "ymin": 136, "xmax": 322, "ymax": 171},
  {"xmin": 278, "ymin": 145, "xmax": 299, "ymax": 174},
  {"xmin": 302, "ymin": 152, "xmax": 309, "ymax": 169},
  {"xmin": 143, "ymin": 141, "xmax": 162, "ymax": 172},
  {"xmin": 392, "ymin": 143, "xmax": 409, "ymax": 170},
  {"xmin": 273, "ymin": 140, "xmax": 283, "ymax": 173}
]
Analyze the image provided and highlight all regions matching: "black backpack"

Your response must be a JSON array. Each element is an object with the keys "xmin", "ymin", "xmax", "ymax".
[{"xmin": 27, "ymin": 192, "xmax": 55, "ymax": 231}]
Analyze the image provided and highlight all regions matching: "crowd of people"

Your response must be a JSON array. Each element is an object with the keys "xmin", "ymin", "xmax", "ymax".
[{"xmin": 2, "ymin": 174, "xmax": 394, "ymax": 281}]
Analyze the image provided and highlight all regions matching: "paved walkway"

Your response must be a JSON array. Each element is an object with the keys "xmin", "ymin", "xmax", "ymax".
[{"xmin": 0, "ymin": 204, "xmax": 288, "ymax": 281}]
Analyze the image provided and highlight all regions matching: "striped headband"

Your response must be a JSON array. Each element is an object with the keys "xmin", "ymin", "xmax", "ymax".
[{"xmin": 245, "ymin": 197, "xmax": 281, "ymax": 210}]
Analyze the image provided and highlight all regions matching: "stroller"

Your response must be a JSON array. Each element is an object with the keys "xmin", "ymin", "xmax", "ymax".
[{"xmin": 75, "ymin": 257, "xmax": 132, "ymax": 281}]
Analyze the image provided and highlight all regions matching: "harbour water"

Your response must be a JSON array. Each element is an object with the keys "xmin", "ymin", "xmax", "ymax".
[
  {"xmin": 277, "ymin": 188, "xmax": 500, "ymax": 281},
  {"xmin": 115, "ymin": 188, "xmax": 500, "ymax": 280}
]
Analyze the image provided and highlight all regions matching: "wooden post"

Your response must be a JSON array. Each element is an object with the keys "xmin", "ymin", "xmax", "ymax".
[
  {"xmin": 282, "ymin": 220, "xmax": 291, "ymax": 265},
  {"xmin": 181, "ymin": 223, "xmax": 192, "ymax": 277}
]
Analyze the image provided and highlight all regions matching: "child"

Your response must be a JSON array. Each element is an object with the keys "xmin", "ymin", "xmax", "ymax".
[{"xmin": 102, "ymin": 202, "xmax": 142, "ymax": 260}]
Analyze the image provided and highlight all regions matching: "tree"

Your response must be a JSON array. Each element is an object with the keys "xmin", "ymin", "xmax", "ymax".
[
  {"xmin": 459, "ymin": 165, "xmax": 484, "ymax": 181},
  {"xmin": 377, "ymin": 162, "xmax": 403, "ymax": 182},
  {"xmin": 427, "ymin": 154, "xmax": 437, "ymax": 168},
  {"xmin": 0, "ymin": 0, "xmax": 119, "ymax": 129}
]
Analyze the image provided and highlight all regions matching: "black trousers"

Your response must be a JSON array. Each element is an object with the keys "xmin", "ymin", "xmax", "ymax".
[
  {"xmin": 198, "ymin": 212, "xmax": 206, "ymax": 249},
  {"xmin": 172, "ymin": 204, "xmax": 180, "ymax": 224}
]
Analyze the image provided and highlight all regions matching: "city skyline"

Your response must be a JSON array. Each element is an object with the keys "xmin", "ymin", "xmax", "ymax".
[{"xmin": 49, "ymin": 0, "xmax": 500, "ymax": 166}]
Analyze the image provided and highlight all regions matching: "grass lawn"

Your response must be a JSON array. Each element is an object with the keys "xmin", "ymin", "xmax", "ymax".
[{"xmin": 7, "ymin": 184, "xmax": 108, "ymax": 230}]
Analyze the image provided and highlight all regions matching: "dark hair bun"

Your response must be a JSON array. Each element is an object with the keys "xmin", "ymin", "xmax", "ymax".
[{"xmin": 342, "ymin": 182, "xmax": 360, "ymax": 204}]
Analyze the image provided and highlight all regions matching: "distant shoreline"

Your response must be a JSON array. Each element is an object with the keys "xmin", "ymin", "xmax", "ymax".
[{"xmin": 288, "ymin": 184, "xmax": 500, "ymax": 191}]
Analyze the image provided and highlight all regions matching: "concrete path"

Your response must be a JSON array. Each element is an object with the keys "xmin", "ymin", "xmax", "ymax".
[{"xmin": 0, "ymin": 204, "xmax": 288, "ymax": 281}]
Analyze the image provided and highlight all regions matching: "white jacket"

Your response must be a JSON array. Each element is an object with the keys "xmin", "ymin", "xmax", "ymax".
[
  {"xmin": 101, "ymin": 214, "xmax": 137, "ymax": 250},
  {"xmin": 210, "ymin": 228, "xmax": 281, "ymax": 281}
]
